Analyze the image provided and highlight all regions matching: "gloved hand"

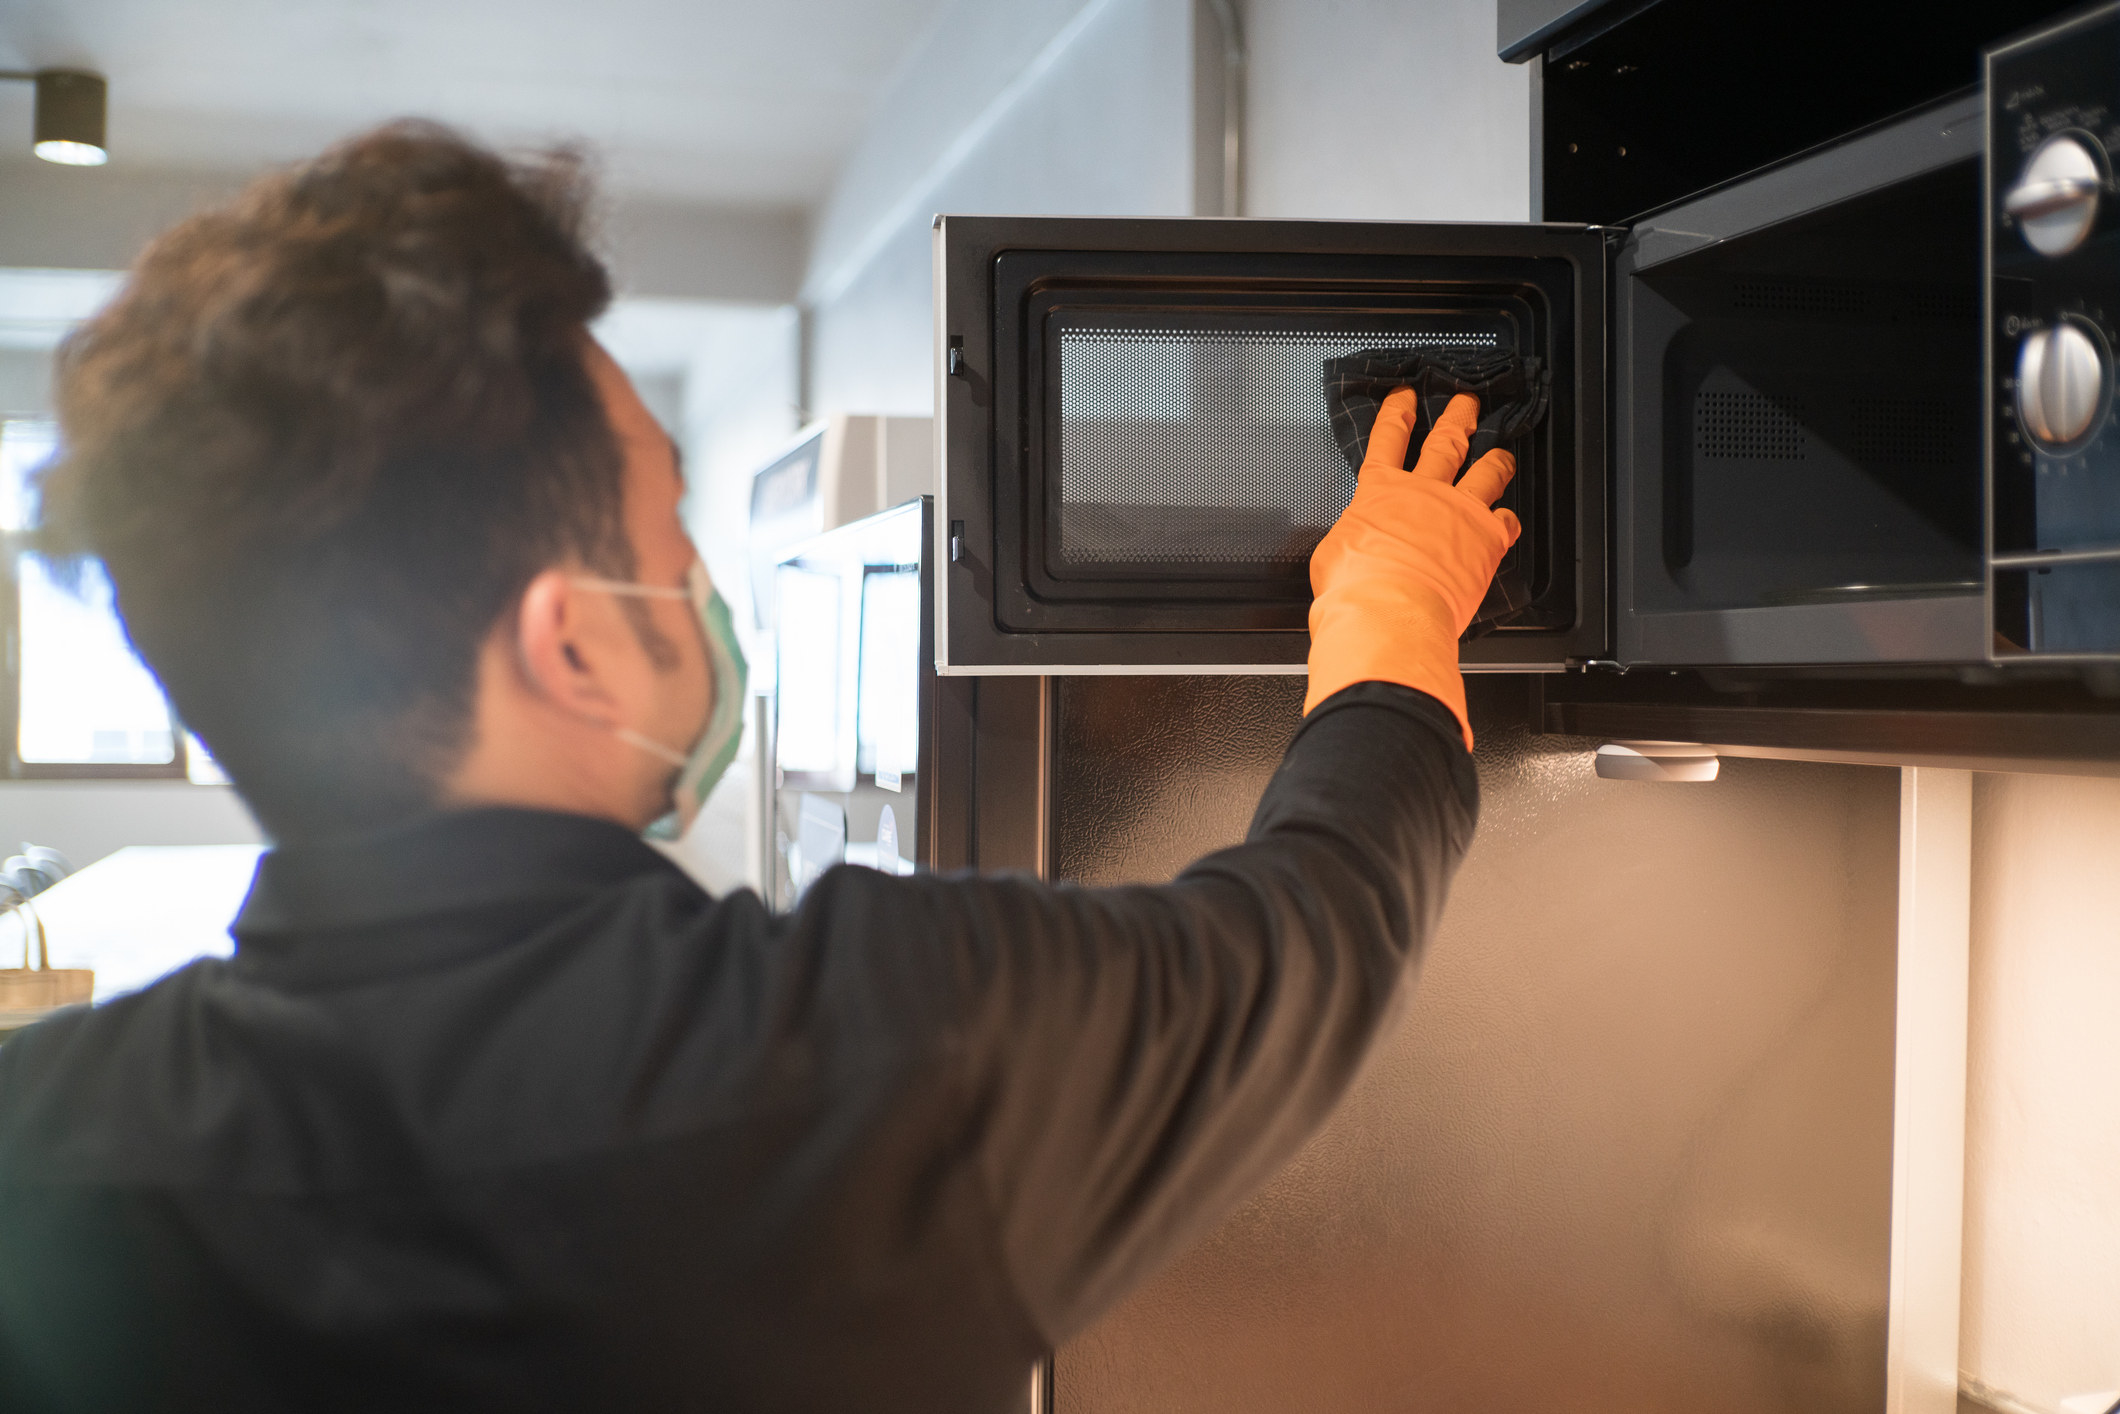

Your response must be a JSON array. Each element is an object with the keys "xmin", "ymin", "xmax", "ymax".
[{"xmin": 1304, "ymin": 389, "xmax": 1521, "ymax": 749}]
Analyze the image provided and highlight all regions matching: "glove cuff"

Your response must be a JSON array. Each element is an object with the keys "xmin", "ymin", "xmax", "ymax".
[{"xmin": 1303, "ymin": 579, "xmax": 1472, "ymax": 750}]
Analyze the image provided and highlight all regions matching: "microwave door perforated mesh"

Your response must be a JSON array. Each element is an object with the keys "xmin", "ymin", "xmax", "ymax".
[{"xmin": 1053, "ymin": 323, "xmax": 1505, "ymax": 572}]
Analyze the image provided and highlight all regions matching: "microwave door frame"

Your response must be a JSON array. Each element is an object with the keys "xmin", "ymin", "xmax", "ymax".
[
  {"xmin": 1610, "ymin": 90, "xmax": 1992, "ymax": 670},
  {"xmin": 934, "ymin": 214, "xmax": 1611, "ymax": 676}
]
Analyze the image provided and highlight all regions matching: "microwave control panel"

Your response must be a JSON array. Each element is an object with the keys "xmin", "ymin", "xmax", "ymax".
[{"xmin": 1989, "ymin": 0, "xmax": 2120, "ymax": 656}]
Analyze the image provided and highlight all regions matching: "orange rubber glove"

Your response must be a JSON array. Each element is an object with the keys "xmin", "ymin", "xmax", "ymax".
[{"xmin": 1304, "ymin": 389, "xmax": 1521, "ymax": 750}]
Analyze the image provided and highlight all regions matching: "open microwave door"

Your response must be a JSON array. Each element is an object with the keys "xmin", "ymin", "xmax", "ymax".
[{"xmin": 934, "ymin": 215, "xmax": 1608, "ymax": 673}]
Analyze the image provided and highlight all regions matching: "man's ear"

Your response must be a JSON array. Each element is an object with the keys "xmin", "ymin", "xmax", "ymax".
[{"xmin": 513, "ymin": 568, "xmax": 624, "ymax": 725}]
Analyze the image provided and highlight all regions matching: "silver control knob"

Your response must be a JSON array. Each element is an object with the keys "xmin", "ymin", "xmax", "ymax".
[
  {"xmin": 2005, "ymin": 133, "xmax": 2105, "ymax": 257},
  {"xmin": 2016, "ymin": 320, "xmax": 2108, "ymax": 449}
]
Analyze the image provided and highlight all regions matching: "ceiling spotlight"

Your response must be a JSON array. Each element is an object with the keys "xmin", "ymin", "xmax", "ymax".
[{"xmin": 1, "ymin": 69, "xmax": 108, "ymax": 166}]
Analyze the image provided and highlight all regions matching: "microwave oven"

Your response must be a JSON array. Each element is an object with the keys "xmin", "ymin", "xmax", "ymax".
[{"xmin": 932, "ymin": 3, "xmax": 2117, "ymax": 679}]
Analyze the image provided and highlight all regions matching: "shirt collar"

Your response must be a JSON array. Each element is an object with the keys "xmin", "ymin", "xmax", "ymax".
[{"xmin": 232, "ymin": 807, "xmax": 688, "ymax": 979}]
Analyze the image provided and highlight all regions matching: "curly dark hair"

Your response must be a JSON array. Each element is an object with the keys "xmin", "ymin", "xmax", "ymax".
[{"xmin": 36, "ymin": 121, "xmax": 630, "ymax": 840}]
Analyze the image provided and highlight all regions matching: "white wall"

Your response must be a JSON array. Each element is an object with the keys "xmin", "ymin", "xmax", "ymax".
[
  {"xmin": 0, "ymin": 782, "xmax": 260, "ymax": 872},
  {"xmin": 0, "ymin": 348, "xmax": 54, "ymax": 413},
  {"xmin": 1243, "ymin": 0, "xmax": 1529, "ymax": 222},
  {"xmin": 1962, "ymin": 773, "xmax": 2120, "ymax": 1411},
  {"xmin": 803, "ymin": 0, "xmax": 1104, "ymax": 285},
  {"xmin": 802, "ymin": 0, "xmax": 1203, "ymax": 417},
  {"xmin": 0, "ymin": 162, "xmax": 248, "ymax": 276},
  {"xmin": 602, "ymin": 199, "xmax": 806, "ymax": 303},
  {"xmin": 0, "ymin": 158, "xmax": 805, "ymax": 303},
  {"xmin": 798, "ymin": 0, "xmax": 1534, "ymax": 419}
]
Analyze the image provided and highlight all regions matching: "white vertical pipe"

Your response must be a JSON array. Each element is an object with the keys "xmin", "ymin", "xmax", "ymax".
[{"xmin": 1886, "ymin": 767, "xmax": 1973, "ymax": 1414}]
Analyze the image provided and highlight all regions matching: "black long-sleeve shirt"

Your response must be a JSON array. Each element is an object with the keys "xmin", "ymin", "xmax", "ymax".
[{"xmin": 0, "ymin": 682, "xmax": 1476, "ymax": 1413}]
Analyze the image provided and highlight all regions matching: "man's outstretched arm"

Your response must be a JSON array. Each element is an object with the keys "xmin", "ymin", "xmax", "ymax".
[
  {"xmin": 911, "ymin": 680, "xmax": 1475, "ymax": 1344},
  {"xmin": 772, "ymin": 389, "xmax": 1517, "ymax": 1346}
]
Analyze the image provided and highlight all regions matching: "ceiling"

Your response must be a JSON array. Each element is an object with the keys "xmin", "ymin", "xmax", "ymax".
[{"xmin": 0, "ymin": 0, "xmax": 956, "ymax": 209}]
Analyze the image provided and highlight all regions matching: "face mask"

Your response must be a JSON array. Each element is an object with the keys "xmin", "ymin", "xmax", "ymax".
[{"xmin": 574, "ymin": 559, "xmax": 748, "ymax": 840}]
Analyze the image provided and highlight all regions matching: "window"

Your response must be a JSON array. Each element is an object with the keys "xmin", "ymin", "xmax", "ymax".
[{"xmin": 0, "ymin": 419, "xmax": 217, "ymax": 780}]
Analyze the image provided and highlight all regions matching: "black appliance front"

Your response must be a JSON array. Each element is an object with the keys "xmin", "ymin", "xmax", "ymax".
[
  {"xmin": 935, "ymin": 217, "xmax": 1608, "ymax": 672},
  {"xmin": 1988, "ymin": 1, "xmax": 2120, "ymax": 658},
  {"xmin": 1613, "ymin": 91, "xmax": 1994, "ymax": 666}
]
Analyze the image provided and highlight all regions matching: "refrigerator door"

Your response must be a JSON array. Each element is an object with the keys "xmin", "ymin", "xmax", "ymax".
[
  {"xmin": 767, "ymin": 497, "xmax": 935, "ymax": 909},
  {"xmin": 1045, "ymin": 675, "xmax": 1899, "ymax": 1414},
  {"xmin": 935, "ymin": 216, "xmax": 1608, "ymax": 673}
]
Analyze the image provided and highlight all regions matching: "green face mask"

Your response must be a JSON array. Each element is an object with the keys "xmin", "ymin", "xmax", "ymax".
[{"xmin": 575, "ymin": 559, "xmax": 749, "ymax": 841}]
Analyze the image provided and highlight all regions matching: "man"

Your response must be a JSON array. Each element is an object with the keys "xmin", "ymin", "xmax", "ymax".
[{"xmin": 0, "ymin": 123, "xmax": 1519, "ymax": 1412}]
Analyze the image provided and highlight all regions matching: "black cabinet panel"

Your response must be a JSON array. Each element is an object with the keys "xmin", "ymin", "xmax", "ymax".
[{"xmin": 1535, "ymin": 0, "xmax": 2081, "ymax": 225}]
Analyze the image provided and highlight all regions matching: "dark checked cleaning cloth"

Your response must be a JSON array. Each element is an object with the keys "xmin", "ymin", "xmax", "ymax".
[{"xmin": 1322, "ymin": 348, "xmax": 1552, "ymax": 636}]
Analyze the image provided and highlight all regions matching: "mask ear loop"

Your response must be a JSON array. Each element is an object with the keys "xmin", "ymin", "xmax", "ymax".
[
  {"xmin": 570, "ymin": 577, "xmax": 688, "ymax": 601},
  {"xmin": 568, "ymin": 576, "xmax": 702, "ymax": 770},
  {"xmin": 614, "ymin": 727, "xmax": 686, "ymax": 767}
]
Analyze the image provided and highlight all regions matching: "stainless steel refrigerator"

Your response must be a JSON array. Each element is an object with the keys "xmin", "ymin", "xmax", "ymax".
[{"xmin": 945, "ymin": 674, "xmax": 1900, "ymax": 1413}]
